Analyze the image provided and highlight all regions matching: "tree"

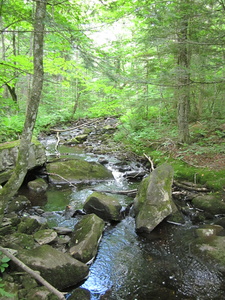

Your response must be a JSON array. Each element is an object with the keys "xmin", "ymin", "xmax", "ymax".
[
  {"xmin": 176, "ymin": 1, "xmax": 191, "ymax": 143},
  {"xmin": 0, "ymin": 0, "xmax": 47, "ymax": 222}
]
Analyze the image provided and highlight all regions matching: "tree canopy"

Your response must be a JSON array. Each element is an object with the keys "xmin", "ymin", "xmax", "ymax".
[{"xmin": 1, "ymin": 0, "xmax": 225, "ymax": 143}]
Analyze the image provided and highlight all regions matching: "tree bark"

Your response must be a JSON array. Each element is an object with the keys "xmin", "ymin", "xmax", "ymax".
[
  {"xmin": 176, "ymin": 1, "xmax": 191, "ymax": 144},
  {"xmin": 0, "ymin": 0, "xmax": 47, "ymax": 222}
]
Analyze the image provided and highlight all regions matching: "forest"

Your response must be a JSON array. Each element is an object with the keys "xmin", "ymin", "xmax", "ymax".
[
  {"xmin": 1, "ymin": 1, "xmax": 225, "ymax": 299},
  {"xmin": 1, "ymin": 0, "xmax": 225, "ymax": 209}
]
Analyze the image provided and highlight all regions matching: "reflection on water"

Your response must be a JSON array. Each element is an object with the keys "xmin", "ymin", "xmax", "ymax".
[{"xmin": 81, "ymin": 218, "xmax": 224, "ymax": 300}]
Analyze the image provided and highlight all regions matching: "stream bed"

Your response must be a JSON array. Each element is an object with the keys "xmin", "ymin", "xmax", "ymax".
[{"xmin": 34, "ymin": 131, "xmax": 225, "ymax": 300}]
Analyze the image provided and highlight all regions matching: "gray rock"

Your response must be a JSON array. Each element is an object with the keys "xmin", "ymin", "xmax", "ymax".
[
  {"xmin": 0, "ymin": 139, "xmax": 46, "ymax": 184},
  {"xmin": 69, "ymin": 213, "xmax": 105, "ymax": 263},
  {"xmin": 34, "ymin": 229, "xmax": 58, "ymax": 245},
  {"xmin": 83, "ymin": 191, "xmax": 122, "ymax": 222},
  {"xmin": 134, "ymin": 163, "xmax": 177, "ymax": 234},
  {"xmin": 17, "ymin": 245, "xmax": 89, "ymax": 290}
]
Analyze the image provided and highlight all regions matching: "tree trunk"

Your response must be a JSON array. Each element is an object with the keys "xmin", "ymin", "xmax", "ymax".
[
  {"xmin": 0, "ymin": 0, "xmax": 47, "ymax": 222},
  {"xmin": 176, "ymin": 2, "xmax": 191, "ymax": 144}
]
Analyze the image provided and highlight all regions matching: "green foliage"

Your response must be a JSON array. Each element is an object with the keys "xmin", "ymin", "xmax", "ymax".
[
  {"xmin": 0, "ymin": 252, "xmax": 10, "ymax": 273},
  {"xmin": 0, "ymin": 251, "xmax": 14, "ymax": 298},
  {"xmin": 0, "ymin": 279, "xmax": 14, "ymax": 299},
  {"xmin": 0, "ymin": 114, "xmax": 24, "ymax": 142}
]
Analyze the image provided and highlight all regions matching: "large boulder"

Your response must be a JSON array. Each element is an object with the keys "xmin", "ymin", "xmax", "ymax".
[
  {"xmin": 0, "ymin": 139, "xmax": 46, "ymax": 184},
  {"xmin": 69, "ymin": 213, "xmax": 105, "ymax": 263},
  {"xmin": 133, "ymin": 163, "xmax": 177, "ymax": 234},
  {"xmin": 46, "ymin": 159, "xmax": 113, "ymax": 184},
  {"xmin": 16, "ymin": 245, "xmax": 89, "ymax": 290},
  {"xmin": 83, "ymin": 191, "xmax": 122, "ymax": 222}
]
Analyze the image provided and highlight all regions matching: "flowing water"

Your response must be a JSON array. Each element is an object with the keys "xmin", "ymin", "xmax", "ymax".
[{"xmin": 36, "ymin": 136, "xmax": 225, "ymax": 300}]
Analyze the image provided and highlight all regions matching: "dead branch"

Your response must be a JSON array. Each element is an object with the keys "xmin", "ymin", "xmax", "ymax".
[
  {"xmin": 55, "ymin": 131, "xmax": 60, "ymax": 156},
  {"xmin": 173, "ymin": 180, "xmax": 209, "ymax": 192},
  {"xmin": 143, "ymin": 153, "xmax": 155, "ymax": 171},
  {"xmin": 51, "ymin": 119, "xmax": 99, "ymax": 133},
  {"xmin": 43, "ymin": 172, "xmax": 76, "ymax": 187},
  {"xmin": 0, "ymin": 246, "xmax": 65, "ymax": 300}
]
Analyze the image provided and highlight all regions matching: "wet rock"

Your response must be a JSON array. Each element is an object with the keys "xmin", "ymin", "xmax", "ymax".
[
  {"xmin": 68, "ymin": 287, "xmax": 91, "ymax": 300},
  {"xmin": 16, "ymin": 245, "xmax": 89, "ymax": 290},
  {"xmin": 84, "ymin": 191, "xmax": 122, "ymax": 222},
  {"xmin": 192, "ymin": 194, "xmax": 225, "ymax": 216},
  {"xmin": 34, "ymin": 229, "xmax": 58, "ymax": 245},
  {"xmin": 192, "ymin": 233, "xmax": 225, "ymax": 274},
  {"xmin": 46, "ymin": 159, "xmax": 113, "ymax": 184},
  {"xmin": 134, "ymin": 163, "xmax": 177, "ymax": 234},
  {"xmin": 27, "ymin": 178, "xmax": 48, "ymax": 193},
  {"xmin": 195, "ymin": 224, "xmax": 223, "ymax": 238},
  {"xmin": 69, "ymin": 213, "xmax": 105, "ymax": 263}
]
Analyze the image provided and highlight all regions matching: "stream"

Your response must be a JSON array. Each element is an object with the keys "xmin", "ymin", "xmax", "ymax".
[{"xmin": 34, "ymin": 130, "xmax": 225, "ymax": 300}]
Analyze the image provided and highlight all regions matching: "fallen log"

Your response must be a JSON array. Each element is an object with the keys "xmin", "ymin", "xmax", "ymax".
[{"xmin": 173, "ymin": 180, "xmax": 209, "ymax": 192}]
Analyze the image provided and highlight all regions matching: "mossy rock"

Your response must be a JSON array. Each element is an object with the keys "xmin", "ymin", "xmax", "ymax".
[
  {"xmin": 192, "ymin": 194, "xmax": 225, "ymax": 216},
  {"xmin": 46, "ymin": 159, "xmax": 113, "ymax": 184},
  {"xmin": 34, "ymin": 229, "xmax": 58, "ymax": 245},
  {"xmin": 27, "ymin": 178, "xmax": 48, "ymax": 193},
  {"xmin": 69, "ymin": 213, "xmax": 105, "ymax": 263},
  {"xmin": 192, "ymin": 234, "xmax": 225, "ymax": 273},
  {"xmin": 134, "ymin": 163, "xmax": 177, "ymax": 234},
  {"xmin": 17, "ymin": 216, "xmax": 42, "ymax": 234},
  {"xmin": 7, "ymin": 195, "xmax": 31, "ymax": 213},
  {"xmin": 17, "ymin": 245, "xmax": 89, "ymax": 290},
  {"xmin": 2, "ymin": 232, "xmax": 36, "ymax": 250},
  {"xmin": 84, "ymin": 192, "xmax": 122, "ymax": 221}
]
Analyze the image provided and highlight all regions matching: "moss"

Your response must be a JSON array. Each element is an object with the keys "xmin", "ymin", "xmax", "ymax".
[
  {"xmin": 47, "ymin": 159, "xmax": 113, "ymax": 183},
  {"xmin": 0, "ymin": 137, "xmax": 41, "ymax": 151}
]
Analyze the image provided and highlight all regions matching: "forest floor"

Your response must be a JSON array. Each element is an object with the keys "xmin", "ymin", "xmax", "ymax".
[{"xmin": 157, "ymin": 122, "xmax": 225, "ymax": 171}]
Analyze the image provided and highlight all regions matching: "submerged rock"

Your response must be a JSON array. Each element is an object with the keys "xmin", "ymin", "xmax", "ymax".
[
  {"xmin": 84, "ymin": 191, "xmax": 122, "ymax": 222},
  {"xmin": 134, "ymin": 163, "xmax": 177, "ymax": 234},
  {"xmin": 46, "ymin": 159, "xmax": 113, "ymax": 184},
  {"xmin": 192, "ymin": 225, "xmax": 225, "ymax": 274},
  {"xmin": 17, "ymin": 244, "xmax": 89, "ymax": 290},
  {"xmin": 69, "ymin": 213, "xmax": 105, "ymax": 263}
]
